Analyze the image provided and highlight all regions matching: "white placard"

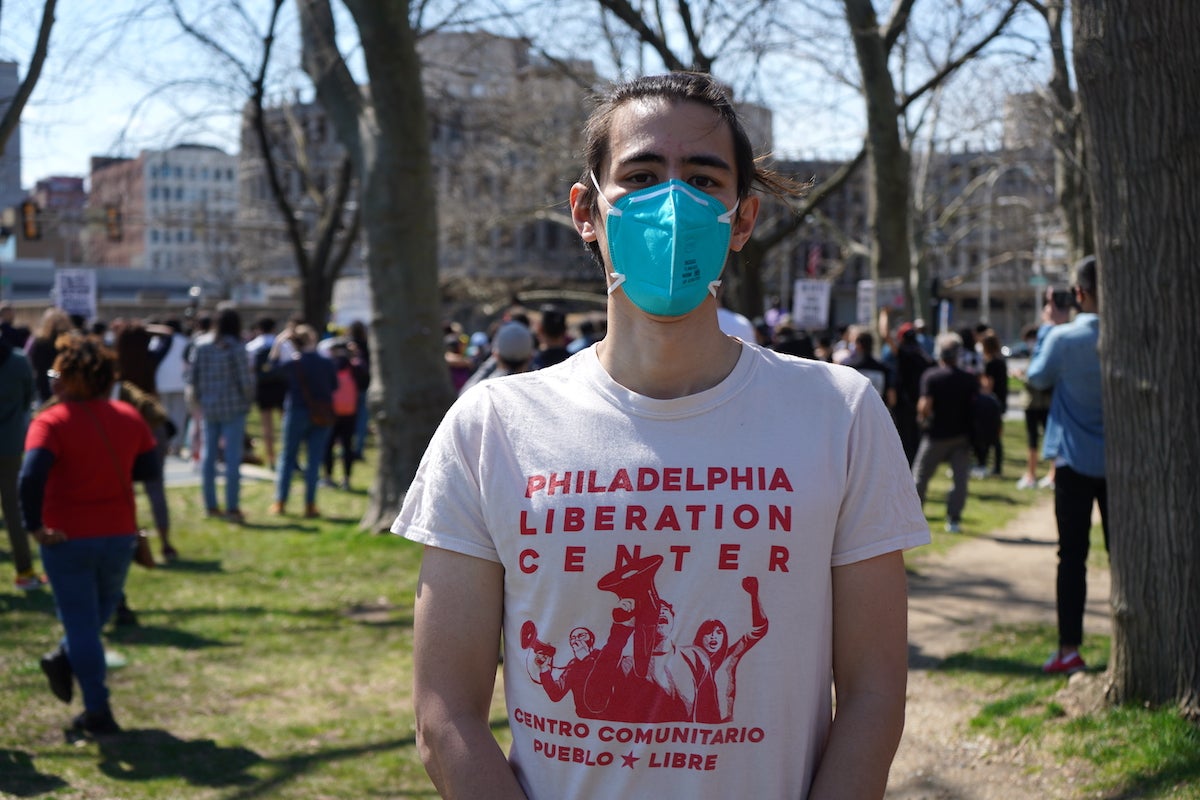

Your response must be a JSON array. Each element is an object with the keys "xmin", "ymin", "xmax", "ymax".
[
  {"xmin": 55, "ymin": 268, "xmax": 97, "ymax": 321},
  {"xmin": 792, "ymin": 279, "xmax": 831, "ymax": 330},
  {"xmin": 856, "ymin": 279, "xmax": 875, "ymax": 326}
]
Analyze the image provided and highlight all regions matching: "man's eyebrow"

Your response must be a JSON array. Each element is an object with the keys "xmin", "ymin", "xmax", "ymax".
[{"xmin": 615, "ymin": 151, "xmax": 732, "ymax": 171}]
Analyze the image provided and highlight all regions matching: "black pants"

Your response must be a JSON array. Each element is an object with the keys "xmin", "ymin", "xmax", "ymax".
[
  {"xmin": 1054, "ymin": 465, "xmax": 1109, "ymax": 648},
  {"xmin": 324, "ymin": 414, "xmax": 357, "ymax": 482}
]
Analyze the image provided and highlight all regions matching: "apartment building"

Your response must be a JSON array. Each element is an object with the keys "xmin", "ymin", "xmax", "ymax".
[{"xmin": 86, "ymin": 145, "xmax": 238, "ymax": 287}]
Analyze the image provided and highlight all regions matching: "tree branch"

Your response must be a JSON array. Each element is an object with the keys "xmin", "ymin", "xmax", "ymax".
[
  {"xmin": 251, "ymin": 0, "xmax": 310, "ymax": 275},
  {"xmin": 898, "ymin": 0, "xmax": 1023, "ymax": 113},
  {"xmin": 0, "ymin": 0, "xmax": 57, "ymax": 155},
  {"xmin": 596, "ymin": 0, "xmax": 689, "ymax": 71},
  {"xmin": 297, "ymin": 0, "xmax": 366, "ymax": 167}
]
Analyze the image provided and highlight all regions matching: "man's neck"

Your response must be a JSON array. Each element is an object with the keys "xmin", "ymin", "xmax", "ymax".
[{"xmin": 597, "ymin": 298, "xmax": 742, "ymax": 399}]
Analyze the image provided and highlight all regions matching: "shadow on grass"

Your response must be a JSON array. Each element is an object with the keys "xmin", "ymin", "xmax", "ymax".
[
  {"xmin": 156, "ymin": 558, "xmax": 225, "ymax": 574},
  {"xmin": 1107, "ymin": 760, "xmax": 1200, "ymax": 800},
  {"xmin": 0, "ymin": 589, "xmax": 58, "ymax": 616},
  {"xmin": 215, "ymin": 732, "xmax": 434, "ymax": 799},
  {"xmin": 106, "ymin": 624, "xmax": 229, "ymax": 650},
  {"xmin": 0, "ymin": 748, "xmax": 70, "ymax": 796},
  {"xmin": 936, "ymin": 650, "xmax": 1109, "ymax": 677},
  {"xmin": 969, "ymin": 491, "xmax": 1022, "ymax": 504},
  {"xmin": 95, "ymin": 728, "xmax": 262, "ymax": 787},
  {"xmin": 986, "ymin": 535, "xmax": 1056, "ymax": 547}
]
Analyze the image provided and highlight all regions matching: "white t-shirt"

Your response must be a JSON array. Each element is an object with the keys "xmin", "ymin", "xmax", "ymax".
[{"xmin": 394, "ymin": 343, "xmax": 929, "ymax": 800}]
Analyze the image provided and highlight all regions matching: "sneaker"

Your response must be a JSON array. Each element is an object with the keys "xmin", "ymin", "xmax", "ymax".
[
  {"xmin": 969, "ymin": 466, "xmax": 990, "ymax": 479},
  {"xmin": 114, "ymin": 601, "xmax": 139, "ymax": 628},
  {"xmin": 1037, "ymin": 475, "xmax": 1056, "ymax": 490},
  {"xmin": 340, "ymin": 479, "xmax": 351, "ymax": 491},
  {"xmin": 269, "ymin": 501, "xmax": 285, "ymax": 515},
  {"xmin": 1016, "ymin": 475, "xmax": 1037, "ymax": 490},
  {"xmin": 320, "ymin": 477, "xmax": 337, "ymax": 488},
  {"xmin": 1042, "ymin": 650, "xmax": 1086, "ymax": 674},
  {"xmin": 304, "ymin": 505, "xmax": 320, "ymax": 519},
  {"xmin": 15, "ymin": 571, "xmax": 47, "ymax": 591},
  {"xmin": 71, "ymin": 709, "xmax": 122, "ymax": 737},
  {"xmin": 40, "ymin": 646, "xmax": 73, "ymax": 703},
  {"xmin": 944, "ymin": 520, "xmax": 962, "ymax": 534},
  {"xmin": 161, "ymin": 544, "xmax": 179, "ymax": 563},
  {"xmin": 226, "ymin": 509, "xmax": 246, "ymax": 525}
]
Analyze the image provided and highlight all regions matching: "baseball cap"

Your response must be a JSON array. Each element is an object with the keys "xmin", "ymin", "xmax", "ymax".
[{"xmin": 493, "ymin": 322, "xmax": 533, "ymax": 363}]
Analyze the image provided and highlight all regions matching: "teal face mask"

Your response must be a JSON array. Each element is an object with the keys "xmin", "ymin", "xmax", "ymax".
[{"xmin": 593, "ymin": 174, "xmax": 738, "ymax": 317}]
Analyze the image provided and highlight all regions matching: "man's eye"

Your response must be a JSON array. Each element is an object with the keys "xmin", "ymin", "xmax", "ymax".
[{"xmin": 689, "ymin": 175, "xmax": 717, "ymax": 189}]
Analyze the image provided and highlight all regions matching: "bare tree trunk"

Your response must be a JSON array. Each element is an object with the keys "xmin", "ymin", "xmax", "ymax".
[
  {"xmin": 1073, "ymin": 0, "xmax": 1200, "ymax": 719},
  {"xmin": 298, "ymin": 0, "xmax": 455, "ymax": 530},
  {"xmin": 844, "ymin": 0, "xmax": 913, "ymax": 294}
]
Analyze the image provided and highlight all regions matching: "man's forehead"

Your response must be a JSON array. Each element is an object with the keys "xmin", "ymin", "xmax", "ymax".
[{"xmin": 606, "ymin": 99, "xmax": 734, "ymax": 171}]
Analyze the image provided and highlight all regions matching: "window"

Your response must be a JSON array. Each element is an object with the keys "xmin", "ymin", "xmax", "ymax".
[{"xmin": 150, "ymin": 229, "xmax": 159, "ymax": 243}]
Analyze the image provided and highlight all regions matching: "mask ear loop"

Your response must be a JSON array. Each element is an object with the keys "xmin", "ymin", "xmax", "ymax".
[
  {"xmin": 707, "ymin": 201, "xmax": 740, "ymax": 299},
  {"xmin": 591, "ymin": 172, "xmax": 627, "ymax": 297}
]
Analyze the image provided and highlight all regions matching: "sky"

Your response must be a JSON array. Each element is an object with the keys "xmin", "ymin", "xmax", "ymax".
[{"xmin": 4, "ymin": 0, "xmax": 1048, "ymax": 191}]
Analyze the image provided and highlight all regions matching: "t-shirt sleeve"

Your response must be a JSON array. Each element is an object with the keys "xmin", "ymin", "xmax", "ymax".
[
  {"xmin": 24, "ymin": 412, "xmax": 58, "ymax": 455},
  {"xmin": 832, "ymin": 384, "xmax": 930, "ymax": 566},
  {"xmin": 391, "ymin": 390, "xmax": 500, "ymax": 563}
]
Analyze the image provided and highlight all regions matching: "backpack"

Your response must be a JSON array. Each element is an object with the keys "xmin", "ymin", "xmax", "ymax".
[
  {"xmin": 254, "ymin": 343, "xmax": 288, "ymax": 407},
  {"xmin": 332, "ymin": 366, "xmax": 358, "ymax": 417}
]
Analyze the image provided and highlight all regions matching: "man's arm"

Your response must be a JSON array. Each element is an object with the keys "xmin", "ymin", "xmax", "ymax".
[
  {"xmin": 412, "ymin": 546, "xmax": 528, "ymax": 800},
  {"xmin": 808, "ymin": 550, "xmax": 909, "ymax": 800}
]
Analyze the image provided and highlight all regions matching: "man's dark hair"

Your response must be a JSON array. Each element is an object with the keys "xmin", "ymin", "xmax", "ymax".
[
  {"xmin": 1074, "ymin": 255, "xmax": 1097, "ymax": 296},
  {"xmin": 216, "ymin": 308, "xmax": 242, "ymax": 339},
  {"xmin": 854, "ymin": 330, "xmax": 875, "ymax": 355},
  {"xmin": 256, "ymin": 316, "xmax": 277, "ymax": 334}
]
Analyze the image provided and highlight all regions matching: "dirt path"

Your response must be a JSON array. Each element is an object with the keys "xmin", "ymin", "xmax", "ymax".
[{"xmin": 887, "ymin": 495, "xmax": 1112, "ymax": 799}]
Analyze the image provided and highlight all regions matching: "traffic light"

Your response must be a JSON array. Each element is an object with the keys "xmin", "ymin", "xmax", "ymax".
[
  {"xmin": 21, "ymin": 200, "xmax": 40, "ymax": 240},
  {"xmin": 105, "ymin": 204, "xmax": 122, "ymax": 242}
]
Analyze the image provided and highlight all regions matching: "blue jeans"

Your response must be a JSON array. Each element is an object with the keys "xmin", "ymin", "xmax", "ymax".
[
  {"xmin": 202, "ymin": 414, "xmax": 246, "ymax": 513},
  {"xmin": 40, "ymin": 534, "xmax": 136, "ymax": 713},
  {"xmin": 276, "ymin": 407, "xmax": 332, "ymax": 506}
]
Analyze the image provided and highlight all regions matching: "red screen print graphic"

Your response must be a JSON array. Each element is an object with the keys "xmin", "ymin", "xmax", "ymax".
[{"xmin": 523, "ymin": 555, "xmax": 768, "ymax": 724}]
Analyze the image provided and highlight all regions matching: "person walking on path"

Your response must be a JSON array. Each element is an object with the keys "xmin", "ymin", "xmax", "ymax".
[
  {"xmin": 396, "ymin": 72, "xmax": 929, "ymax": 800},
  {"xmin": 188, "ymin": 308, "xmax": 254, "ymax": 523},
  {"xmin": 912, "ymin": 332, "xmax": 980, "ymax": 533},
  {"xmin": 1025, "ymin": 256, "xmax": 1108, "ymax": 675}
]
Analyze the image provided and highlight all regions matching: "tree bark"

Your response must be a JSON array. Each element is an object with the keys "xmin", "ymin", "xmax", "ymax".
[
  {"xmin": 844, "ymin": 0, "xmax": 913, "ymax": 292},
  {"xmin": 298, "ymin": 0, "xmax": 455, "ymax": 530},
  {"xmin": 1073, "ymin": 0, "xmax": 1200, "ymax": 718}
]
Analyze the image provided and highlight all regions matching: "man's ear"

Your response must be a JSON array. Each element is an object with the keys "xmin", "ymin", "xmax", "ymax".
[
  {"xmin": 570, "ymin": 182, "xmax": 597, "ymax": 242},
  {"xmin": 729, "ymin": 195, "xmax": 760, "ymax": 252}
]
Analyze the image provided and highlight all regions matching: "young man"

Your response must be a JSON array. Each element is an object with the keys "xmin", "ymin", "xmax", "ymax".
[
  {"xmin": 1025, "ymin": 256, "xmax": 1107, "ymax": 674},
  {"xmin": 911, "ymin": 332, "xmax": 979, "ymax": 533},
  {"xmin": 395, "ymin": 73, "xmax": 929, "ymax": 799}
]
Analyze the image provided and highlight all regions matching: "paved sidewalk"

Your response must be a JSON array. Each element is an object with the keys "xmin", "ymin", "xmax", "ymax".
[
  {"xmin": 888, "ymin": 494, "xmax": 1112, "ymax": 799},
  {"xmin": 163, "ymin": 453, "xmax": 275, "ymax": 488}
]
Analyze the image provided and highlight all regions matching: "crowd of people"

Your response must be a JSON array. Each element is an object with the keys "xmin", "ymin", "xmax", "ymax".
[{"xmin": 0, "ymin": 301, "xmax": 378, "ymax": 736}]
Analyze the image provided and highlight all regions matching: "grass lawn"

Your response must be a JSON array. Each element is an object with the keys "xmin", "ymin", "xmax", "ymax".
[
  {"xmin": 1, "ymin": 432, "xmax": 508, "ymax": 798},
  {"xmin": 1, "ymin": 419, "xmax": 1193, "ymax": 797}
]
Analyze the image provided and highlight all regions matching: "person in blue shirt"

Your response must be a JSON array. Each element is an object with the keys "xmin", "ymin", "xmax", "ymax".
[{"xmin": 1025, "ymin": 256, "xmax": 1107, "ymax": 675}]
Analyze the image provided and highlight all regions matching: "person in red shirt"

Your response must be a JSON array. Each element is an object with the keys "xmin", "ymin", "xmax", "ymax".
[{"xmin": 19, "ymin": 333, "xmax": 161, "ymax": 738}]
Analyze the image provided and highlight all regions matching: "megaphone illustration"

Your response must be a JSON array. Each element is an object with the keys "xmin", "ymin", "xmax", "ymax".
[
  {"xmin": 597, "ymin": 554, "xmax": 664, "ymax": 625},
  {"xmin": 520, "ymin": 620, "xmax": 556, "ymax": 660}
]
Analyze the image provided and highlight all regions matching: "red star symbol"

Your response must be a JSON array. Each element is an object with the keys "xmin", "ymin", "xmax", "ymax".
[{"xmin": 621, "ymin": 750, "xmax": 639, "ymax": 768}]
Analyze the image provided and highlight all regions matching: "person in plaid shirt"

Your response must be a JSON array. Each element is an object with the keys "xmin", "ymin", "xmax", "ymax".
[{"xmin": 187, "ymin": 307, "xmax": 254, "ymax": 522}]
